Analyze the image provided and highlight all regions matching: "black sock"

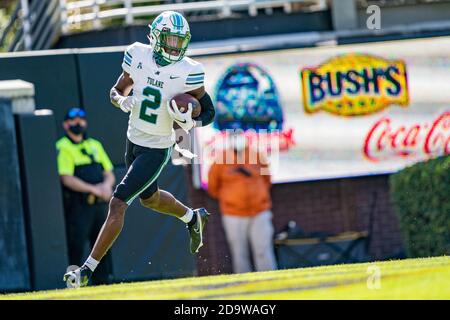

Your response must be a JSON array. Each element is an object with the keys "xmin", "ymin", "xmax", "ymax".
[{"xmin": 187, "ymin": 212, "xmax": 197, "ymax": 227}]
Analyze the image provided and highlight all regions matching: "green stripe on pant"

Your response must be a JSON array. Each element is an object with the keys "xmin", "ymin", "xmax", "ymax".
[{"xmin": 125, "ymin": 146, "xmax": 172, "ymax": 205}]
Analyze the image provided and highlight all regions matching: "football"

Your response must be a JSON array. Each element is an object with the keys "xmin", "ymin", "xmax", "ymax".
[{"xmin": 170, "ymin": 93, "xmax": 201, "ymax": 118}]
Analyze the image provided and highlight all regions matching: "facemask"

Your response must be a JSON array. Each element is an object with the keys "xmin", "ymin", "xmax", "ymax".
[{"xmin": 69, "ymin": 124, "xmax": 86, "ymax": 135}]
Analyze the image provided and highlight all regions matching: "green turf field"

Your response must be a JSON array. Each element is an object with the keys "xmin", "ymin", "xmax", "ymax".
[{"xmin": 2, "ymin": 256, "xmax": 449, "ymax": 300}]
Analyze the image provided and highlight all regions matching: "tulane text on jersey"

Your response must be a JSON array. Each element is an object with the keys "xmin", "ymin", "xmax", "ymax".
[{"xmin": 121, "ymin": 42, "xmax": 205, "ymax": 147}]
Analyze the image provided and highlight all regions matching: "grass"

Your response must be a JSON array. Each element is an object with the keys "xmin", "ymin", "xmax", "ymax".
[{"xmin": 2, "ymin": 256, "xmax": 449, "ymax": 300}]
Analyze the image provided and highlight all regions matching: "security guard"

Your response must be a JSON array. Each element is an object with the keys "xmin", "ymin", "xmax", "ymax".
[{"xmin": 56, "ymin": 107, "xmax": 115, "ymax": 285}]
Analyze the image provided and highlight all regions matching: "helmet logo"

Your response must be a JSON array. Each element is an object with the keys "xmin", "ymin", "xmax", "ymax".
[
  {"xmin": 170, "ymin": 13, "xmax": 184, "ymax": 31},
  {"xmin": 151, "ymin": 15, "xmax": 163, "ymax": 29}
]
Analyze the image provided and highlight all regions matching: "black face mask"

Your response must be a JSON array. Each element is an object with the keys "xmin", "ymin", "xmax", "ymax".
[{"xmin": 68, "ymin": 124, "xmax": 86, "ymax": 135}]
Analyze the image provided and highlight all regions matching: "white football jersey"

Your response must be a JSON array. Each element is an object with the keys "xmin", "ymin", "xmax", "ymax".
[{"xmin": 121, "ymin": 42, "xmax": 205, "ymax": 148}]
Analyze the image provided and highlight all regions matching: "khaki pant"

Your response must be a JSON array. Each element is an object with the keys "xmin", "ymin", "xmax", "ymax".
[{"xmin": 222, "ymin": 210, "xmax": 277, "ymax": 273}]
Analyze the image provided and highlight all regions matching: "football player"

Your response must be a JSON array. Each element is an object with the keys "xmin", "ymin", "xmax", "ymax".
[{"xmin": 64, "ymin": 11, "xmax": 215, "ymax": 288}]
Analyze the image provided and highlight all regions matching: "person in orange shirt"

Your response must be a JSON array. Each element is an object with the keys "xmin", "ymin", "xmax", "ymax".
[{"xmin": 207, "ymin": 131, "xmax": 277, "ymax": 273}]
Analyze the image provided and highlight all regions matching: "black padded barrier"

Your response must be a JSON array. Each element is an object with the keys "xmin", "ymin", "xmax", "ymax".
[
  {"xmin": 0, "ymin": 53, "xmax": 81, "ymax": 139},
  {"xmin": 0, "ymin": 98, "xmax": 31, "ymax": 292},
  {"xmin": 15, "ymin": 111, "xmax": 69, "ymax": 290}
]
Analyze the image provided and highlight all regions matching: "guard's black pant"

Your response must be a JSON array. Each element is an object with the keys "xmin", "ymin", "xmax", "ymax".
[{"xmin": 65, "ymin": 201, "xmax": 113, "ymax": 285}]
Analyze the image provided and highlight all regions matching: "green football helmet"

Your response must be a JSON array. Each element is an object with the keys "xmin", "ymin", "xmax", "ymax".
[{"xmin": 148, "ymin": 11, "xmax": 191, "ymax": 65}]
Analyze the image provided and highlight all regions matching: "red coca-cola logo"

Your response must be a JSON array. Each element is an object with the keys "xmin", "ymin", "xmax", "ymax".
[{"xmin": 364, "ymin": 111, "xmax": 450, "ymax": 161}]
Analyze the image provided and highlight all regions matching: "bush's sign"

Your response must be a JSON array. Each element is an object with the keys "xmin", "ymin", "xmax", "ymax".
[
  {"xmin": 301, "ymin": 54, "xmax": 409, "ymax": 116},
  {"xmin": 192, "ymin": 37, "xmax": 450, "ymax": 186}
]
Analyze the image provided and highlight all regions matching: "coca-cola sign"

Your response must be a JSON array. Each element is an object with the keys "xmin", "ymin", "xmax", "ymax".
[{"xmin": 364, "ymin": 111, "xmax": 450, "ymax": 161}]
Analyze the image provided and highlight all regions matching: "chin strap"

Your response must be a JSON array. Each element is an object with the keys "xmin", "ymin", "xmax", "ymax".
[{"xmin": 153, "ymin": 51, "xmax": 171, "ymax": 66}]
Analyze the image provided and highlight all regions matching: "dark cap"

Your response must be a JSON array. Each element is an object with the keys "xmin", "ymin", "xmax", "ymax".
[{"xmin": 64, "ymin": 107, "xmax": 87, "ymax": 121}]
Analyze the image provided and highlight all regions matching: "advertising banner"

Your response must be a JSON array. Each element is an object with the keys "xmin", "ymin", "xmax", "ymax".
[{"xmin": 193, "ymin": 37, "xmax": 450, "ymax": 187}]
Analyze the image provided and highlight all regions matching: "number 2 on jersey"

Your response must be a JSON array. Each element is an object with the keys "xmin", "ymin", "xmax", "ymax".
[{"xmin": 139, "ymin": 86, "xmax": 161, "ymax": 124}]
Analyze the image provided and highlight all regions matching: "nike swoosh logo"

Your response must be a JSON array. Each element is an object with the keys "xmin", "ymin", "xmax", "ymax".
[
  {"xmin": 178, "ymin": 119, "xmax": 187, "ymax": 124},
  {"xmin": 170, "ymin": 76, "xmax": 180, "ymax": 79}
]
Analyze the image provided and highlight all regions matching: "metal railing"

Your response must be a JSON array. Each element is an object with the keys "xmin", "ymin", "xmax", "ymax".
[
  {"xmin": 0, "ymin": 1, "xmax": 22, "ymax": 51},
  {"xmin": 1, "ymin": 0, "xmax": 326, "ymax": 51},
  {"xmin": 0, "ymin": 0, "xmax": 62, "ymax": 51},
  {"xmin": 60, "ymin": 0, "xmax": 327, "ymax": 34}
]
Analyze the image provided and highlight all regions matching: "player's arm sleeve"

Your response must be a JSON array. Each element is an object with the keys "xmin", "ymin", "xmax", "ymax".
[
  {"xmin": 121, "ymin": 43, "xmax": 135, "ymax": 75},
  {"xmin": 194, "ymin": 91, "xmax": 215, "ymax": 127},
  {"xmin": 57, "ymin": 148, "xmax": 75, "ymax": 176},
  {"xmin": 184, "ymin": 62, "xmax": 215, "ymax": 126},
  {"xmin": 96, "ymin": 142, "xmax": 114, "ymax": 172}
]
